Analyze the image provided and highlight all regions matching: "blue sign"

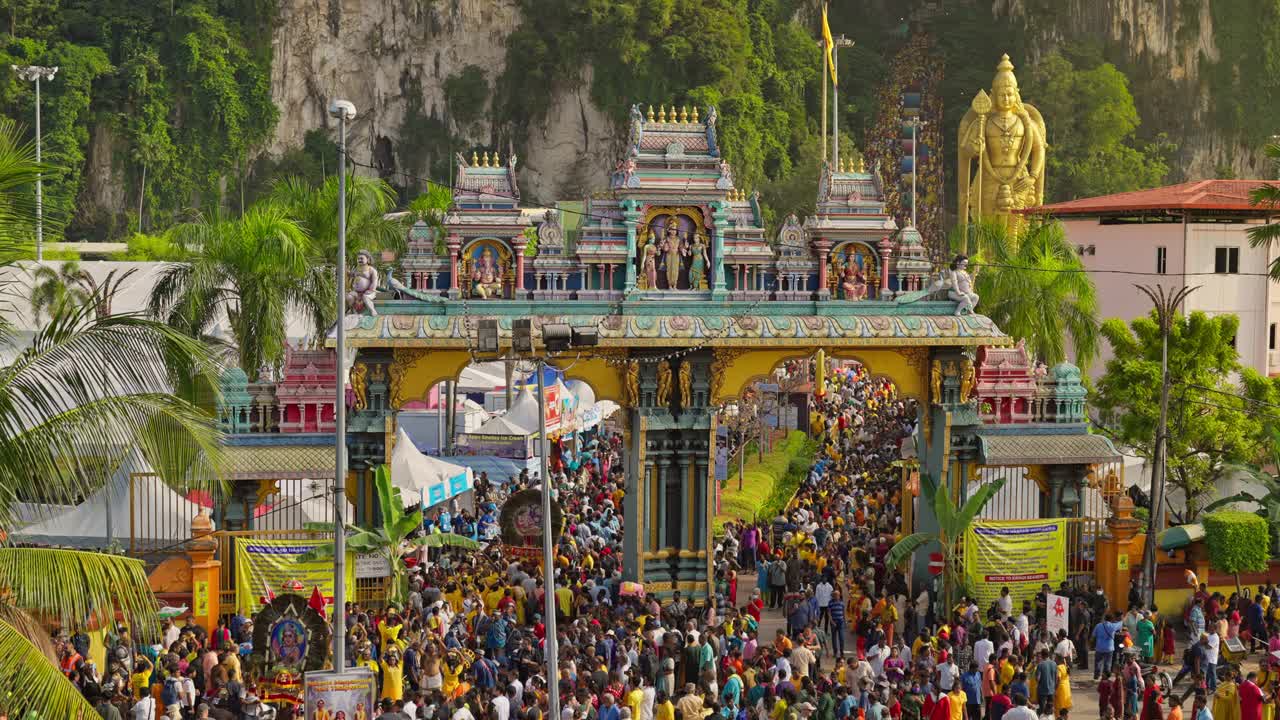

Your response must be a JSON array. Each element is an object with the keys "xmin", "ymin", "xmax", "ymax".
[
  {"xmin": 427, "ymin": 484, "xmax": 447, "ymax": 505},
  {"xmin": 448, "ymin": 472, "xmax": 469, "ymax": 496}
]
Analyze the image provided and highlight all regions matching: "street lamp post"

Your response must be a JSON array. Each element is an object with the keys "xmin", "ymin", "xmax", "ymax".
[
  {"xmin": 328, "ymin": 97, "xmax": 356, "ymax": 674},
  {"xmin": 11, "ymin": 64, "xmax": 58, "ymax": 262}
]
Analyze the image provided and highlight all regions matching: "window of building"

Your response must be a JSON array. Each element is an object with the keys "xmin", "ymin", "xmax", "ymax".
[
  {"xmin": 1214, "ymin": 246, "xmax": 1240, "ymax": 274},
  {"xmin": 1156, "ymin": 246, "xmax": 1167, "ymax": 275},
  {"xmin": 1271, "ymin": 323, "xmax": 1276, "ymax": 351}
]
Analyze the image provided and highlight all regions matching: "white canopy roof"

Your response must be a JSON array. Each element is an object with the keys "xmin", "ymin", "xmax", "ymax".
[
  {"xmin": 471, "ymin": 413, "xmax": 532, "ymax": 437},
  {"xmin": 15, "ymin": 449, "xmax": 206, "ymax": 549},
  {"xmin": 390, "ymin": 429, "xmax": 473, "ymax": 508},
  {"xmin": 566, "ymin": 379, "xmax": 596, "ymax": 408},
  {"xmin": 498, "ymin": 384, "xmax": 541, "ymax": 434}
]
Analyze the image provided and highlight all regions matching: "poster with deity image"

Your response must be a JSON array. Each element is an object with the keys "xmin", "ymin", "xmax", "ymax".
[{"xmin": 304, "ymin": 668, "xmax": 377, "ymax": 720}]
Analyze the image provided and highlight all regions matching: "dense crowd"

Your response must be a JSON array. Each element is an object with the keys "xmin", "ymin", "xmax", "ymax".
[{"xmin": 54, "ymin": 362, "xmax": 1280, "ymax": 720}]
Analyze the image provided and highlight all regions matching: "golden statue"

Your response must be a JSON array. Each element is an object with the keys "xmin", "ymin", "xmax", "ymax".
[
  {"xmin": 626, "ymin": 361, "xmax": 641, "ymax": 406},
  {"xmin": 958, "ymin": 54, "xmax": 1046, "ymax": 231},
  {"xmin": 350, "ymin": 361, "xmax": 369, "ymax": 411},
  {"xmin": 930, "ymin": 360, "xmax": 942, "ymax": 403},
  {"xmin": 656, "ymin": 359, "xmax": 673, "ymax": 406},
  {"xmin": 678, "ymin": 359, "xmax": 692, "ymax": 408},
  {"xmin": 960, "ymin": 359, "xmax": 976, "ymax": 403}
]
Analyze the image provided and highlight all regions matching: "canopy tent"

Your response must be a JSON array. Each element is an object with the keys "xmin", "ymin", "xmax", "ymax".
[
  {"xmin": 499, "ymin": 384, "xmax": 541, "ymax": 434},
  {"xmin": 471, "ymin": 414, "xmax": 533, "ymax": 437},
  {"xmin": 1158, "ymin": 523, "xmax": 1205, "ymax": 551},
  {"xmin": 390, "ymin": 429, "xmax": 474, "ymax": 511},
  {"xmin": 253, "ymin": 480, "xmax": 356, "ymax": 531},
  {"xmin": 15, "ymin": 449, "xmax": 205, "ymax": 549},
  {"xmin": 566, "ymin": 379, "xmax": 597, "ymax": 409}
]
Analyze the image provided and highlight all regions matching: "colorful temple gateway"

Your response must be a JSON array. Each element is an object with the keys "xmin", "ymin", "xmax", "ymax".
[{"xmin": 211, "ymin": 103, "xmax": 1117, "ymax": 598}]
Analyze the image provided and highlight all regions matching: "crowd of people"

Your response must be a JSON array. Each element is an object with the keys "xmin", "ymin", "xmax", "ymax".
[{"xmin": 53, "ymin": 360, "xmax": 1280, "ymax": 720}]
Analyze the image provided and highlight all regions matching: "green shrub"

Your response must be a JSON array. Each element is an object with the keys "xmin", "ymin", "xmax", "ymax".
[
  {"xmin": 1204, "ymin": 510, "xmax": 1270, "ymax": 575},
  {"xmin": 715, "ymin": 431, "xmax": 815, "ymax": 532}
]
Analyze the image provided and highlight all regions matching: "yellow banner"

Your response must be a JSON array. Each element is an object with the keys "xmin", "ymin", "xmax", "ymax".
[
  {"xmin": 234, "ymin": 538, "xmax": 355, "ymax": 618},
  {"xmin": 963, "ymin": 519, "xmax": 1066, "ymax": 610}
]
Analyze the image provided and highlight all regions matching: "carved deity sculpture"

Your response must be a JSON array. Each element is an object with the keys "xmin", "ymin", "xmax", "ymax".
[
  {"xmin": 841, "ymin": 265, "xmax": 867, "ymax": 301},
  {"xmin": 930, "ymin": 360, "xmax": 942, "ymax": 403},
  {"xmin": 687, "ymin": 232, "xmax": 710, "ymax": 290},
  {"xmin": 960, "ymin": 359, "xmax": 976, "ymax": 403},
  {"xmin": 471, "ymin": 248, "xmax": 505, "ymax": 299},
  {"xmin": 347, "ymin": 249, "xmax": 379, "ymax": 316},
  {"xmin": 350, "ymin": 362, "xmax": 369, "ymax": 412},
  {"xmin": 946, "ymin": 255, "xmax": 979, "ymax": 316},
  {"xmin": 626, "ymin": 362, "xmax": 641, "ymax": 407},
  {"xmin": 659, "ymin": 216, "xmax": 684, "ymax": 290},
  {"xmin": 639, "ymin": 237, "xmax": 659, "ymax": 290},
  {"xmin": 678, "ymin": 360, "xmax": 692, "ymax": 408},
  {"xmin": 958, "ymin": 54, "xmax": 1046, "ymax": 231},
  {"xmin": 656, "ymin": 359, "xmax": 673, "ymax": 406}
]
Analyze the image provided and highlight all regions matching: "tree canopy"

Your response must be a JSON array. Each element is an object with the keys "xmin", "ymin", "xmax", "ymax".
[{"xmin": 1093, "ymin": 310, "xmax": 1274, "ymax": 521}]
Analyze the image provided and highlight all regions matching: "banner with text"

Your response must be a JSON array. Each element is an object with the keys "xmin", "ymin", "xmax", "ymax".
[
  {"xmin": 963, "ymin": 519, "xmax": 1066, "ymax": 610},
  {"xmin": 234, "ymin": 539, "xmax": 354, "ymax": 618}
]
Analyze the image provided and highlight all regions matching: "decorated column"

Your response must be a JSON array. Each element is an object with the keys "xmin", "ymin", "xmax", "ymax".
[
  {"xmin": 815, "ymin": 238, "xmax": 832, "ymax": 299},
  {"xmin": 711, "ymin": 200, "xmax": 730, "ymax": 299},
  {"xmin": 623, "ymin": 200, "xmax": 640, "ymax": 291},
  {"xmin": 447, "ymin": 234, "xmax": 461, "ymax": 298},
  {"xmin": 187, "ymin": 510, "xmax": 220, "ymax": 633},
  {"xmin": 514, "ymin": 242, "xmax": 526, "ymax": 293},
  {"xmin": 878, "ymin": 235, "xmax": 893, "ymax": 297}
]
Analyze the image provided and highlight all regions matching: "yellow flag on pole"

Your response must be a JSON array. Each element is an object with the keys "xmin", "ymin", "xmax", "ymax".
[{"xmin": 822, "ymin": 4, "xmax": 837, "ymax": 87}]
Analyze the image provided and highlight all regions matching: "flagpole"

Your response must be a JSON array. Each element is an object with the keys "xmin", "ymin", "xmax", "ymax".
[{"xmin": 821, "ymin": 3, "xmax": 828, "ymax": 167}]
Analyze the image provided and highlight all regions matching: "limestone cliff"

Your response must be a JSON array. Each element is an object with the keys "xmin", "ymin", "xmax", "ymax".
[
  {"xmin": 267, "ymin": 0, "xmax": 616, "ymax": 204},
  {"xmin": 997, "ymin": 0, "xmax": 1268, "ymax": 179}
]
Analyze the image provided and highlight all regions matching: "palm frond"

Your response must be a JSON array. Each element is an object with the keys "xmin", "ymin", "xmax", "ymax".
[
  {"xmin": 411, "ymin": 533, "xmax": 481, "ymax": 550},
  {"xmin": 953, "ymin": 476, "xmax": 1008, "ymax": 534},
  {"xmin": 0, "ymin": 548, "xmax": 159, "ymax": 642},
  {"xmin": 0, "ymin": 617, "xmax": 98, "ymax": 719}
]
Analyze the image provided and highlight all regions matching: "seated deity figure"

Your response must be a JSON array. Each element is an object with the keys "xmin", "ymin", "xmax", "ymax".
[
  {"xmin": 841, "ymin": 265, "xmax": 867, "ymax": 301},
  {"xmin": 947, "ymin": 254, "xmax": 979, "ymax": 315},
  {"xmin": 347, "ymin": 249, "xmax": 379, "ymax": 315},
  {"xmin": 471, "ymin": 248, "xmax": 505, "ymax": 299}
]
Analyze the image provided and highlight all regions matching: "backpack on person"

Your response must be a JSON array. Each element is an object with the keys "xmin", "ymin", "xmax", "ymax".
[{"xmin": 161, "ymin": 676, "xmax": 181, "ymax": 707}]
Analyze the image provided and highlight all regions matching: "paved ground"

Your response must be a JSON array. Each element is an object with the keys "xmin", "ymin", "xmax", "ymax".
[{"xmin": 735, "ymin": 572, "xmax": 1273, "ymax": 717}]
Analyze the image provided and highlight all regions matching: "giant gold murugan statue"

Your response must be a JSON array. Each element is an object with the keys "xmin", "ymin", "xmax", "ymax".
[{"xmin": 958, "ymin": 54, "xmax": 1046, "ymax": 230}]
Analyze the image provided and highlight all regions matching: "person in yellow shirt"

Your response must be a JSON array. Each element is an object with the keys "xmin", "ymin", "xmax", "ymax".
[
  {"xmin": 313, "ymin": 699, "xmax": 333, "ymax": 720},
  {"xmin": 947, "ymin": 687, "xmax": 967, "ymax": 720},
  {"xmin": 655, "ymin": 691, "xmax": 675, "ymax": 720},
  {"xmin": 441, "ymin": 652, "xmax": 463, "ymax": 697},
  {"xmin": 381, "ymin": 648, "xmax": 405, "ymax": 701}
]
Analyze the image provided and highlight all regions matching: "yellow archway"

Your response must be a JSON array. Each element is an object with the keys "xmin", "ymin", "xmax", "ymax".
[{"xmin": 711, "ymin": 347, "xmax": 926, "ymax": 405}]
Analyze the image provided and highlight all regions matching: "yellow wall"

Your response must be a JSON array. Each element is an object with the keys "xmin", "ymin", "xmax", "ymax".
[{"xmin": 391, "ymin": 350, "xmax": 474, "ymax": 409}]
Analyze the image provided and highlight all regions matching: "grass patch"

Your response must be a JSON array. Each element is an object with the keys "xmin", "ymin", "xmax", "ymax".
[{"xmin": 715, "ymin": 431, "xmax": 816, "ymax": 533}]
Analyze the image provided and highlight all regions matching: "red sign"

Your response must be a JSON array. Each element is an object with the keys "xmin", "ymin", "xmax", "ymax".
[{"xmin": 928, "ymin": 552, "xmax": 945, "ymax": 576}]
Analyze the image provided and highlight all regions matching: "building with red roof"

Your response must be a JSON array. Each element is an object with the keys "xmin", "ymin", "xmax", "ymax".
[{"xmin": 1029, "ymin": 180, "xmax": 1280, "ymax": 375}]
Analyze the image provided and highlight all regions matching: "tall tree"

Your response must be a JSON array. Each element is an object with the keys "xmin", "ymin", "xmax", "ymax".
[
  {"xmin": 148, "ymin": 204, "xmax": 332, "ymax": 380},
  {"xmin": 0, "ymin": 110, "xmax": 220, "ymax": 718},
  {"xmin": 1247, "ymin": 141, "xmax": 1280, "ymax": 278},
  {"xmin": 952, "ymin": 219, "xmax": 1100, "ymax": 368},
  {"xmin": 1094, "ymin": 310, "xmax": 1267, "ymax": 522}
]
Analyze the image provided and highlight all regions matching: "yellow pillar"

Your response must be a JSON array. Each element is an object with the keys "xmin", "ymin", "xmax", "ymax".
[
  {"xmin": 187, "ymin": 510, "xmax": 221, "ymax": 633},
  {"xmin": 1095, "ymin": 495, "xmax": 1142, "ymax": 612}
]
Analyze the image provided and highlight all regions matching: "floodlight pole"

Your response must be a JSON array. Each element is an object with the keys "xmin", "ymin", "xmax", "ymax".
[
  {"xmin": 12, "ymin": 64, "xmax": 57, "ymax": 261},
  {"xmin": 536, "ymin": 356, "xmax": 560, "ymax": 720},
  {"xmin": 329, "ymin": 97, "xmax": 356, "ymax": 673}
]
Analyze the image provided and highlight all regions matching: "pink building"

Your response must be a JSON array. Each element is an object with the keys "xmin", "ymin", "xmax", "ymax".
[{"xmin": 1037, "ymin": 180, "xmax": 1280, "ymax": 376}]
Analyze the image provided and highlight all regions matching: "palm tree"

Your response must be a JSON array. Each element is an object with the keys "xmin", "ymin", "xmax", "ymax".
[
  {"xmin": 300, "ymin": 466, "xmax": 478, "ymax": 606},
  {"xmin": 0, "ymin": 118, "xmax": 221, "ymax": 717},
  {"xmin": 31, "ymin": 262, "xmax": 139, "ymax": 322},
  {"xmin": 270, "ymin": 173, "xmax": 407, "ymax": 262},
  {"xmin": 1248, "ymin": 141, "xmax": 1280, "ymax": 278},
  {"xmin": 885, "ymin": 473, "xmax": 1006, "ymax": 607},
  {"xmin": 148, "ymin": 204, "xmax": 334, "ymax": 380},
  {"xmin": 408, "ymin": 184, "xmax": 453, "ymax": 255},
  {"xmin": 952, "ymin": 219, "xmax": 1100, "ymax": 369}
]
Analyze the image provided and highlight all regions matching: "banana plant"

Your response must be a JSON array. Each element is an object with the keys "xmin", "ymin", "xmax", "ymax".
[
  {"xmin": 885, "ymin": 473, "xmax": 1007, "ymax": 608},
  {"xmin": 302, "ymin": 465, "xmax": 479, "ymax": 605}
]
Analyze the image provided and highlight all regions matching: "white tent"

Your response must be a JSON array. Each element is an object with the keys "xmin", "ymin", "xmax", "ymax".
[
  {"xmin": 498, "ymin": 384, "xmax": 541, "ymax": 433},
  {"xmin": 471, "ymin": 414, "xmax": 532, "ymax": 437},
  {"xmin": 390, "ymin": 429, "xmax": 474, "ymax": 511},
  {"xmin": 566, "ymin": 379, "xmax": 597, "ymax": 409},
  {"xmin": 15, "ymin": 449, "xmax": 206, "ymax": 549}
]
